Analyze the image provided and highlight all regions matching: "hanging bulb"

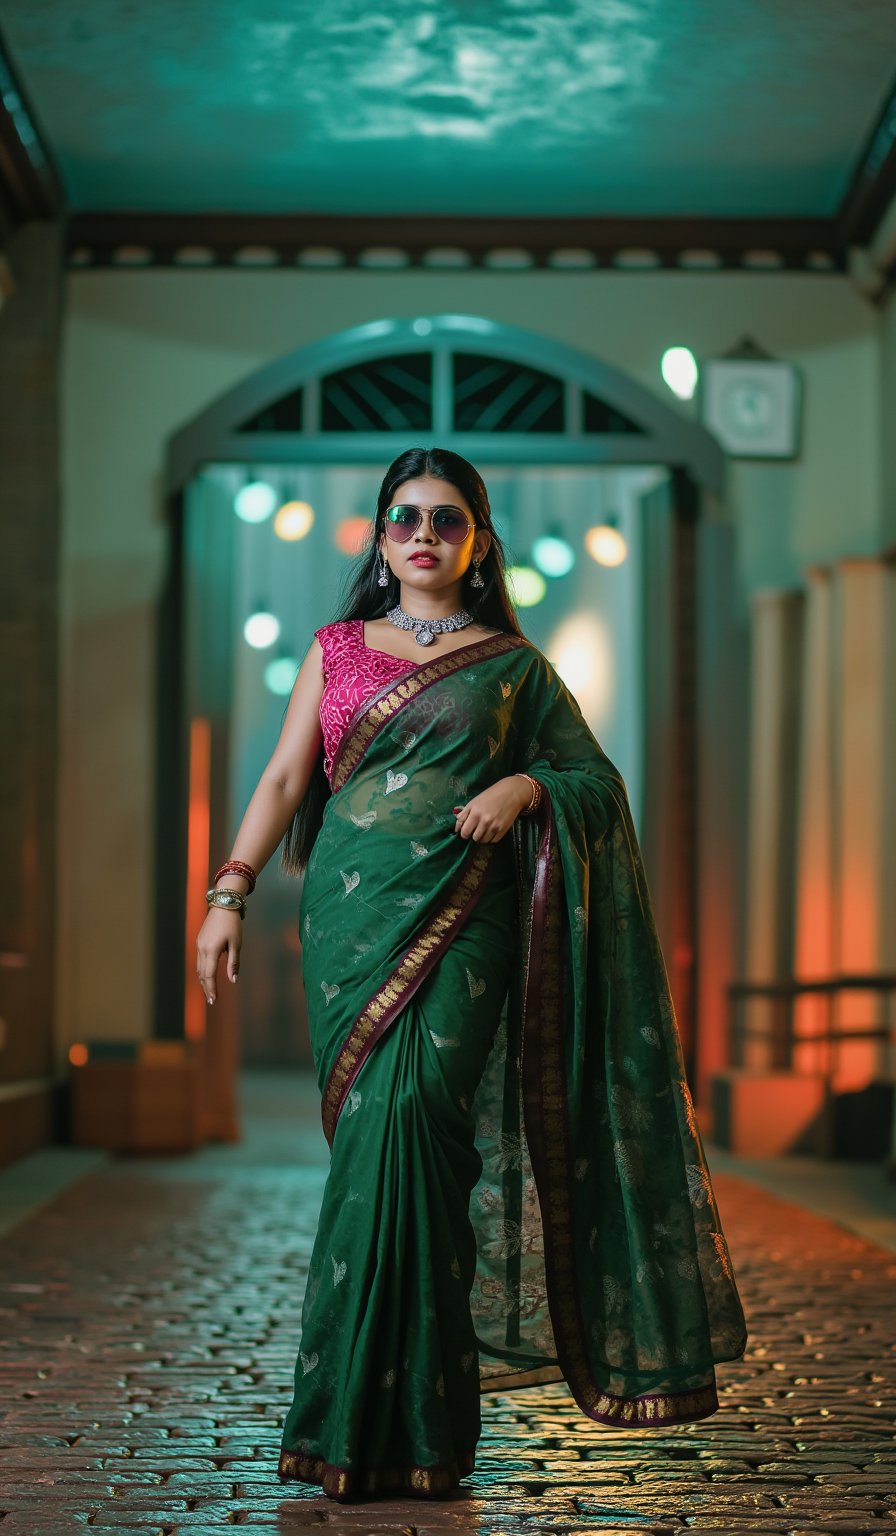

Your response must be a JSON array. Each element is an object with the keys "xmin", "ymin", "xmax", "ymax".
[
  {"xmin": 235, "ymin": 477, "xmax": 278, "ymax": 523},
  {"xmin": 264, "ymin": 646, "xmax": 300, "ymax": 694},
  {"xmin": 661, "ymin": 346, "xmax": 699, "ymax": 401},
  {"xmin": 584, "ymin": 513, "xmax": 627, "ymax": 568},
  {"xmin": 506, "ymin": 565, "xmax": 547, "ymax": 607},
  {"xmin": 274, "ymin": 500, "xmax": 314, "ymax": 541},
  {"xmin": 532, "ymin": 522, "xmax": 576, "ymax": 578},
  {"xmin": 335, "ymin": 516, "xmax": 373, "ymax": 555},
  {"xmin": 244, "ymin": 600, "xmax": 280, "ymax": 649}
]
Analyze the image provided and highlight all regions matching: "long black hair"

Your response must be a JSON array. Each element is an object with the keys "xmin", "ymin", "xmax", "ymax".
[{"xmin": 279, "ymin": 446, "xmax": 525, "ymax": 875}]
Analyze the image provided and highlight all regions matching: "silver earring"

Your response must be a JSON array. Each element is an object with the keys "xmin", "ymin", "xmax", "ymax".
[
  {"xmin": 377, "ymin": 552, "xmax": 390, "ymax": 587},
  {"xmin": 470, "ymin": 557, "xmax": 485, "ymax": 589}
]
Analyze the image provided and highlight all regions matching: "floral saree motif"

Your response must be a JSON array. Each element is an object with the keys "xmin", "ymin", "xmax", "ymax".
[{"xmin": 278, "ymin": 633, "xmax": 748, "ymax": 1501}]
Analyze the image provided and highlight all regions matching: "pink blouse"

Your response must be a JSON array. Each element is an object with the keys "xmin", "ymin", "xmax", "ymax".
[{"xmin": 316, "ymin": 619, "xmax": 417, "ymax": 785}]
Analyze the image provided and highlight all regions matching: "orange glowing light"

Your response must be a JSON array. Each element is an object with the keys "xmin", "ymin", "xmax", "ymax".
[
  {"xmin": 334, "ymin": 516, "xmax": 373, "ymax": 556},
  {"xmin": 69, "ymin": 1043, "xmax": 89, "ymax": 1067},
  {"xmin": 185, "ymin": 716, "xmax": 212, "ymax": 1042},
  {"xmin": 584, "ymin": 524, "xmax": 627, "ymax": 567},
  {"xmin": 274, "ymin": 500, "xmax": 314, "ymax": 541}
]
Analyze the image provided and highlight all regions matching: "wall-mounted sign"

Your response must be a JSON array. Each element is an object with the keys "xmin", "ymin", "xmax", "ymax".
[{"xmin": 700, "ymin": 358, "xmax": 802, "ymax": 459}]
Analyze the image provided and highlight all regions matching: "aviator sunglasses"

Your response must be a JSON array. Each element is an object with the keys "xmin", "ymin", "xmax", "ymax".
[{"xmin": 383, "ymin": 503, "xmax": 476, "ymax": 545}]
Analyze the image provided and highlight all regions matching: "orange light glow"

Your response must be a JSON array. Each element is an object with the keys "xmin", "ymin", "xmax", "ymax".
[
  {"xmin": 274, "ymin": 500, "xmax": 314, "ymax": 541},
  {"xmin": 334, "ymin": 516, "xmax": 373, "ymax": 555},
  {"xmin": 584, "ymin": 524, "xmax": 627, "ymax": 567},
  {"xmin": 69, "ymin": 1043, "xmax": 89, "ymax": 1067},
  {"xmin": 185, "ymin": 716, "xmax": 212, "ymax": 1042}
]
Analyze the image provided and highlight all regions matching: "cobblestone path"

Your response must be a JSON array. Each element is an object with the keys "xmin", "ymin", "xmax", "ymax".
[{"xmin": 1, "ymin": 1077, "xmax": 894, "ymax": 1535}]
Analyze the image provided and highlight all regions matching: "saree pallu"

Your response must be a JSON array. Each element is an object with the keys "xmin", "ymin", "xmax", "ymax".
[{"xmin": 278, "ymin": 633, "xmax": 748, "ymax": 1502}]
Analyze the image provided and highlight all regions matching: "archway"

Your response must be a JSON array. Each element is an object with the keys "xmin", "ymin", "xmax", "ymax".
[
  {"xmin": 157, "ymin": 315, "xmax": 744, "ymax": 1105},
  {"xmin": 166, "ymin": 314, "xmax": 724, "ymax": 492}
]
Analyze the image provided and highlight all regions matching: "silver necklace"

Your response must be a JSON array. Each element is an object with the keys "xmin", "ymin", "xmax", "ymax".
[{"xmin": 385, "ymin": 602, "xmax": 474, "ymax": 647}]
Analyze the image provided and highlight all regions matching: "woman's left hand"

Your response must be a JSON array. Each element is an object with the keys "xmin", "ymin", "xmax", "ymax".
[{"xmin": 453, "ymin": 776, "xmax": 533, "ymax": 842}]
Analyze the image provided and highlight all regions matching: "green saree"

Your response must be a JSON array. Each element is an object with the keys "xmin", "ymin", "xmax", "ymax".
[{"xmin": 278, "ymin": 632, "xmax": 748, "ymax": 1502}]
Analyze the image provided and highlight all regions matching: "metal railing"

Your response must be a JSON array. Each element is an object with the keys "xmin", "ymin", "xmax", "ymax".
[{"xmin": 726, "ymin": 974, "xmax": 896, "ymax": 1159}]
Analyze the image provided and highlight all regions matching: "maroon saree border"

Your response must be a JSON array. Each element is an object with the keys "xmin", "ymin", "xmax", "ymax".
[
  {"xmin": 520, "ymin": 789, "xmax": 720, "ymax": 1429},
  {"xmin": 330, "ymin": 630, "xmax": 527, "ymax": 793},
  {"xmin": 320, "ymin": 842, "xmax": 495, "ymax": 1147},
  {"xmin": 278, "ymin": 1444, "xmax": 476, "ymax": 1501}
]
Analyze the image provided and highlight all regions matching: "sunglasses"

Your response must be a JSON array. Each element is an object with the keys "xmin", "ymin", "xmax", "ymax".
[{"xmin": 383, "ymin": 504, "xmax": 475, "ymax": 545}]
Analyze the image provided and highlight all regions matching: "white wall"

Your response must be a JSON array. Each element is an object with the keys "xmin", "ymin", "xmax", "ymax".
[{"xmin": 57, "ymin": 267, "xmax": 883, "ymax": 1062}]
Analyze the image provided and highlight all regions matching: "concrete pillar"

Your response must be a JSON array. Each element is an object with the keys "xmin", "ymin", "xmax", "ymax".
[
  {"xmin": 743, "ymin": 588, "xmax": 805, "ymax": 1067},
  {"xmin": 711, "ymin": 584, "xmax": 833, "ymax": 1156},
  {"xmin": 830, "ymin": 557, "xmax": 896, "ymax": 1088},
  {"xmin": 792, "ymin": 566, "xmax": 836, "ymax": 1074},
  {"xmin": 0, "ymin": 221, "xmax": 64, "ymax": 1164}
]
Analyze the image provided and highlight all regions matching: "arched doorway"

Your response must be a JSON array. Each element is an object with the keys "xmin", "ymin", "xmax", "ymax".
[{"xmin": 157, "ymin": 314, "xmax": 744, "ymax": 1105}]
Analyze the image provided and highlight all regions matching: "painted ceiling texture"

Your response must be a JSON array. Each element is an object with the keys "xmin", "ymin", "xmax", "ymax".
[{"xmin": 2, "ymin": 0, "xmax": 896, "ymax": 219}]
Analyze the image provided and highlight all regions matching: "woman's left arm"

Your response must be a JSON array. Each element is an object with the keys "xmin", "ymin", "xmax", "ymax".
[
  {"xmin": 453, "ymin": 650, "xmax": 624, "ymax": 843},
  {"xmin": 452, "ymin": 774, "xmax": 534, "ymax": 843}
]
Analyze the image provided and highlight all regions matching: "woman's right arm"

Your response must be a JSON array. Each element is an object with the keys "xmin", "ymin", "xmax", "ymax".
[{"xmin": 196, "ymin": 636, "xmax": 326, "ymax": 1004}]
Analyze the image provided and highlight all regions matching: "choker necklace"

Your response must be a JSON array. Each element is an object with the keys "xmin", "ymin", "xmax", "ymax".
[{"xmin": 386, "ymin": 603, "xmax": 474, "ymax": 647}]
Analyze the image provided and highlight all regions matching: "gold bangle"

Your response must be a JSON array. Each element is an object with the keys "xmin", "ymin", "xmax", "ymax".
[{"xmin": 514, "ymin": 772, "xmax": 540, "ymax": 816}]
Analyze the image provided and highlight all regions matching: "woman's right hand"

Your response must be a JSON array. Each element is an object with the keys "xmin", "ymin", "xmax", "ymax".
[{"xmin": 196, "ymin": 908, "xmax": 243, "ymax": 1005}]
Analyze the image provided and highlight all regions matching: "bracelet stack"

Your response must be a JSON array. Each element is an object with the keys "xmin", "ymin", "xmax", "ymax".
[
  {"xmin": 514, "ymin": 773, "xmax": 543, "ymax": 817},
  {"xmin": 206, "ymin": 859, "xmax": 259, "ymax": 920},
  {"xmin": 214, "ymin": 859, "xmax": 257, "ymax": 894}
]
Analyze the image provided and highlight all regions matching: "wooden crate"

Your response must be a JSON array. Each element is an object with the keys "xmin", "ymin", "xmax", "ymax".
[{"xmin": 70, "ymin": 1040, "xmax": 203, "ymax": 1152}]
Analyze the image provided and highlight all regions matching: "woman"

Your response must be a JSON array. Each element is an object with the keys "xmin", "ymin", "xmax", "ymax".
[{"xmin": 197, "ymin": 447, "xmax": 748, "ymax": 1505}]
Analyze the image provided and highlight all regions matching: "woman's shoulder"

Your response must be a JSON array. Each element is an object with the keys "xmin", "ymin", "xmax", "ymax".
[
  {"xmin": 312, "ymin": 619, "xmax": 364, "ymax": 676},
  {"xmin": 314, "ymin": 618, "xmax": 361, "ymax": 647}
]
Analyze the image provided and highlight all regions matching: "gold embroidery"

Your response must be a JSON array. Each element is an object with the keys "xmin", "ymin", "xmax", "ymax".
[
  {"xmin": 331, "ymin": 632, "xmax": 525, "ymax": 792},
  {"xmin": 679, "ymin": 1075, "xmax": 700, "ymax": 1140},
  {"xmin": 709, "ymin": 1228, "xmax": 734, "ymax": 1279},
  {"xmin": 321, "ymin": 844, "xmax": 493, "ymax": 1145},
  {"xmin": 278, "ymin": 1445, "xmax": 476, "ymax": 1498}
]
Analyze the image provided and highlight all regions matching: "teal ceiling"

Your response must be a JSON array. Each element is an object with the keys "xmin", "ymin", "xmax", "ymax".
[{"xmin": 3, "ymin": 0, "xmax": 895, "ymax": 217}]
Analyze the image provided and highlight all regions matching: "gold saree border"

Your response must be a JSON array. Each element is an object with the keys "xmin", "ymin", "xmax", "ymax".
[
  {"xmin": 278, "ymin": 1444, "xmax": 476, "ymax": 1501},
  {"xmin": 330, "ymin": 630, "xmax": 527, "ymax": 793},
  {"xmin": 321, "ymin": 842, "xmax": 494, "ymax": 1147},
  {"xmin": 520, "ymin": 791, "xmax": 720, "ymax": 1430}
]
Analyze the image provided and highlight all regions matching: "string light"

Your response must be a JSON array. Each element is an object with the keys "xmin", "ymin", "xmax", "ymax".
[
  {"xmin": 235, "ymin": 479, "xmax": 278, "ymax": 523},
  {"xmin": 274, "ymin": 500, "xmax": 314, "ymax": 541},
  {"xmin": 532, "ymin": 527, "xmax": 575, "ymax": 578},
  {"xmin": 244, "ymin": 608, "xmax": 280, "ymax": 648},
  {"xmin": 584, "ymin": 514, "xmax": 627, "ymax": 568},
  {"xmin": 661, "ymin": 346, "xmax": 699, "ymax": 401},
  {"xmin": 506, "ymin": 565, "xmax": 547, "ymax": 606},
  {"xmin": 264, "ymin": 653, "xmax": 300, "ymax": 694}
]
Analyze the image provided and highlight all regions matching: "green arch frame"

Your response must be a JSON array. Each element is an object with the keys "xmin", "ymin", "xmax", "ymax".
[{"xmin": 166, "ymin": 312, "xmax": 724, "ymax": 496}]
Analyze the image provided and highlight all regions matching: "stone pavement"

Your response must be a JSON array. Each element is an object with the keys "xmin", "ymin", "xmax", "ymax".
[{"xmin": 1, "ymin": 1071, "xmax": 894, "ymax": 1536}]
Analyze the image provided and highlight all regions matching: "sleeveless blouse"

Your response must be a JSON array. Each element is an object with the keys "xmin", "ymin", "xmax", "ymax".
[{"xmin": 316, "ymin": 619, "xmax": 417, "ymax": 785}]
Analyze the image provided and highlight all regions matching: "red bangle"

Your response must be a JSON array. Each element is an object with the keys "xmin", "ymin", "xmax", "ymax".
[
  {"xmin": 514, "ymin": 773, "xmax": 542, "ymax": 816},
  {"xmin": 214, "ymin": 859, "xmax": 257, "ymax": 895}
]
